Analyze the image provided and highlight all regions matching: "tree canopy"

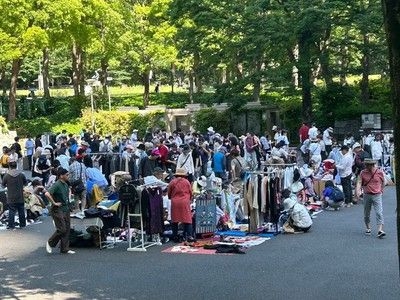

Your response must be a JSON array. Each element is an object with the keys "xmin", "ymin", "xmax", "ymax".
[{"xmin": 0, "ymin": 0, "xmax": 389, "ymax": 122}]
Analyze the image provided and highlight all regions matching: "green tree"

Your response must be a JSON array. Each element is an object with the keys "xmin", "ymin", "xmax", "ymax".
[
  {"xmin": 0, "ymin": 0, "xmax": 48, "ymax": 121},
  {"xmin": 381, "ymin": 0, "xmax": 400, "ymax": 275},
  {"xmin": 121, "ymin": 0, "xmax": 177, "ymax": 107}
]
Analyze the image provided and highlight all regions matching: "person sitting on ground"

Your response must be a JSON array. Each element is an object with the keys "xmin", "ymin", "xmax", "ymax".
[
  {"xmin": 30, "ymin": 177, "xmax": 49, "ymax": 206},
  {"xmin": 282, "ymin": 188, "xmax": 312, "ymax": 233},
  {"xmin": 24, "ymin": 187, "xmax": 46, "ymax": 223},
  {"xmin": 322, "ymin": 180, "xmax": 344, "ymax": 210}
]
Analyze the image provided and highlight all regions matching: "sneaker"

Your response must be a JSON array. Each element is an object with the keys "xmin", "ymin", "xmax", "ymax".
[
  {"xmin": 365, "ymin": 229, "xmax": 371, "ymax": 236},
  {"xmin": 46, "ymin": 242, "xmax": 52, "ymax": 254},
  {"xmin": 377, "ymin": 231, "xmax": 386, "ymax": 238},
  {"xmin": 62, "ymin": 250, "xmax": 76, "ymax": 254}
]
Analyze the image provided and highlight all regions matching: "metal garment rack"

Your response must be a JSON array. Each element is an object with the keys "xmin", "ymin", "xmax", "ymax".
[
  {"xmin": 261, "ymin": 163, "xmax": 297, "ymax": 167},
  {"xmin": 244, "ymin": 164, "xmax": 296, "ymax": 234},
  {"xmin": 126, "ymin": 185, "xmax": 162, "ymax": 252},
  {"xmin": 85, "ymin": 152, "xmax": 123, "ymax": 156}
]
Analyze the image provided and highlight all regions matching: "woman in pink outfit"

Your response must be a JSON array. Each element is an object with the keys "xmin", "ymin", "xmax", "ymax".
[{"xmin": 168, "ymin": 168, "xmax": 194, "ymax": 242}]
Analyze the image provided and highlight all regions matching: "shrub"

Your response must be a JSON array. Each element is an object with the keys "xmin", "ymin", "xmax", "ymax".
[
  {"xmin": 192, "ymin": 108, "xmax": 230, "ymax": 135},
  {"xmin": 81, "ymin": 109, "xmax": 166, "ymax": 138}
]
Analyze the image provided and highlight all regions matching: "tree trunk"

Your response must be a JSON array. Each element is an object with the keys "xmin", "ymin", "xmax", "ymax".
[
  {"xmin": 72, "ymin": 42, "xmax": 85, "ymax": 97},
  {"xmin": 298, "ymin": 31, "xmax": 313, "ymax": 123},
  {"xmin": 1, "ymin": 67, "xmax": 6, "ymax": 97},
  {"xmin": 292, "ymin": 45, "xmax": 299, "ymax": 88},
  {"xmin": 8, "ymin": 59, "xmax": 22, "ymax": 122},
  {"xmin": 188, "ymin": 70, "xmax": 194, "ymax": 104},
  {"xmin": 319, "ymin": 27, "xmax": 333, "ymax": 87},
  {"xmin": 142, "ymin": 71, "xmax": 150, "ymax": 107},
  {"xmin": 170, "ymin": 63, "xmax": 175, "ymax": 94},
  {"xmin": 101, "ymin": 58, "xmax": 108, "ymax": 95},
  {"xmin": 79, "ymin": 48, "xmax": 85, "ymax": 96},
  {"xmin": 339, "ymin": 45, "xmax": 349, "ymax": 85},
  {"xmin": 360, "ymin": 33, "xmax": 370, "ymax": 105},
  {"xmin": 42, "ymin": 48, "xmax": 50, "ymax": 98},
  {"xmin": 381, "ymin": 0, "xmax": 400, "ymax": 277},
  {"xmin": 236, "ymin": 63, "xmax": 243, "ymax": 80},
  {"xmin": 252, "ymin": 59, "xmax": 262, "ymax": 102},
  {"xmin": 72, "ymin": 43, "xmax": 79, "ymax": 97},
  {"xmin": 193, "ymin": 52, "xmax": 203, "ymax": 93},
  {"xmin": 221, "ymin": 67, "xmax": 227, "ymax": 84}
]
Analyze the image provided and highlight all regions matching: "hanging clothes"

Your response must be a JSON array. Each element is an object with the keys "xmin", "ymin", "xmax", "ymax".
[{"xmin": 141, "ymin": 187, "xmax": 164, "ymax": 234}]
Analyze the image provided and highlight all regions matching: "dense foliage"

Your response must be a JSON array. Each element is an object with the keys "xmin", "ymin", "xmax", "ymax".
[{"xmin": 0, "ymin": 0, "xmax": 391, "ymax": 134}]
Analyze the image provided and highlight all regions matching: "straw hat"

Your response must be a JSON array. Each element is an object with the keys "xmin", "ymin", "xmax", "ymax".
[
  {"xmin": 364, "ymin": 158, "xmax": 377, "ymax": 165},
  {"xmin": 174, "ymin": 168, "xmax": 187, "ymax": 176}
]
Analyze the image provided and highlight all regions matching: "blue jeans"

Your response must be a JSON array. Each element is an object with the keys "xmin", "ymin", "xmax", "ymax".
[{"xmin": 8, "ymin": 202, "xmax": 26, "ymax": 228}]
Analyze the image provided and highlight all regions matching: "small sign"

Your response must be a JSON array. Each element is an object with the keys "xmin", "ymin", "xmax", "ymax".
[{"xmin": 361, "ymin": 113, "xmax": 381, "ymax": 129}]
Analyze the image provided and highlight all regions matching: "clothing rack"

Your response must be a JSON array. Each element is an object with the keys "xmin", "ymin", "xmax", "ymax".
[
  {"xmin": 261, "ymin": 163, "xmax": 297, "ymax": 167},
  {"xmin": 244, "ymin": 165, "xmax": 295, "ymax": 235},
  {"xmin": 126, "ymin": 184, "xmax": 162, "ymax": 252},
  {"xmin": 86, "ymin": 152, "xmax": 123, "ymax": 156}
]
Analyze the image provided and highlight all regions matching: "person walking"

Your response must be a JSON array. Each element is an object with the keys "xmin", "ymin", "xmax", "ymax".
[
  {"xmin": 69, "ymin": 157, "xmax": 87, "ymax": 211},
  {"xmin": 356, "ymin": 159, "xmax": 386, "ymax": 238},
  {"xmin": 12, "ymin": 136, "xmax": 23, "ymax": 170},
  {"xmin": 2, "ymin": 161, "xmax": 28, "ymax": 229},
  {"xmin": 25, "ymin": 135, "xmax": 35, "ymax": 171},
  {"xmin": 336, "ymin": 145, "xmax": 354, "ymax": 207},
  {"xmin": 45, "ymin": 168, "xmax": 75, "ymax": 254}
]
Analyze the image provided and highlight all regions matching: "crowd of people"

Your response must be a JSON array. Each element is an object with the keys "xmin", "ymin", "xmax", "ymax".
[{"xmin": 0, "ymin": 122, "xmax": 392, "ymax": 254}]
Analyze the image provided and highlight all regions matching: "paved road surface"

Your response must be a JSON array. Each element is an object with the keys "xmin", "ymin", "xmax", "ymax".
[{"xmin": 0, "ymin": 187, "xmax": 399, "ymax": 300}]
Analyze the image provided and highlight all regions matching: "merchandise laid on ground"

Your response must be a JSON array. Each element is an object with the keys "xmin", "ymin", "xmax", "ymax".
[
  {"xmin": 41, "ymin": 166, "xmax": 329, "ymax": 255},
  {"xmin": 0, "ymin": 128, "xmax": 393, "ymax": 256}
]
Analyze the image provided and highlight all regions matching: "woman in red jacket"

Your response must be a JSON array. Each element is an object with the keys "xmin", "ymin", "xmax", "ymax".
[{"xmin": 168, "ymin": 168, "xmax": 194, "ymax": 242}]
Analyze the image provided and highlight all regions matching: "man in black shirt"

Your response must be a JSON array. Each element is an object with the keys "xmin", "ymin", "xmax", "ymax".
[{"xmin": 2, "ymin": 161, "xmax": 27, "ymax": 229}]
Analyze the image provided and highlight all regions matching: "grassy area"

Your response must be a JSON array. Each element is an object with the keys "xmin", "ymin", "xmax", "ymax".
[{"xmin": 15, "ymin": 84, "xmax": 189, "ymax": 98}]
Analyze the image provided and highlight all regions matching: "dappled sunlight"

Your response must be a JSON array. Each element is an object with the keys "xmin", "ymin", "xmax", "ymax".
[{"xmin": 0, "ymin": 258, "xmax": 115, "ymax": 300}]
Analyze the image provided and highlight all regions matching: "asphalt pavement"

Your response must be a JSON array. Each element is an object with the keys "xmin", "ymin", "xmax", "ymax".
[{"xmin": 0, "ymin": 187, "xmax": 399, "ymax": 300}]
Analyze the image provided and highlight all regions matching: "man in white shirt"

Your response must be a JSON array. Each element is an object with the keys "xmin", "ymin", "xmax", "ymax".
[
  {"xmin": 370, "ymin": 135, "xmax": 384, "ymax": 165},
  {"xmin": 322, "ymin": 127, "xmax": 333, "ymax": 157},
  {"xmin": 336, "ymin": 145, "xmax": 354, "ymax": 207},
  {"xmin": 308, "ymin": 123, "xmax": 318, "ymax": 140},
  {"xmin": 25, "ymin": 135, "xmax": 35, "ymax": 171}
]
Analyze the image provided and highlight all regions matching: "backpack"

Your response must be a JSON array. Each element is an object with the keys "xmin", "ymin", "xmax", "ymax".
[
  {"xmin": 100, "ymin": 141, "xmax": 110, "ymax": 152},
  {"xmin": 330, "ymin": 186, "xmax": 344, "ymax": 202},
  {"xmin": 0, "ymin": 155, "xmax": 9, "ymax": 168},
  {"xmin": 69, "ymin": 143, "xmax": 78, "ymax": 156},
  {"xmin": 37, "ymin": 155, "xmax": 48, "ymax": 171}
]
